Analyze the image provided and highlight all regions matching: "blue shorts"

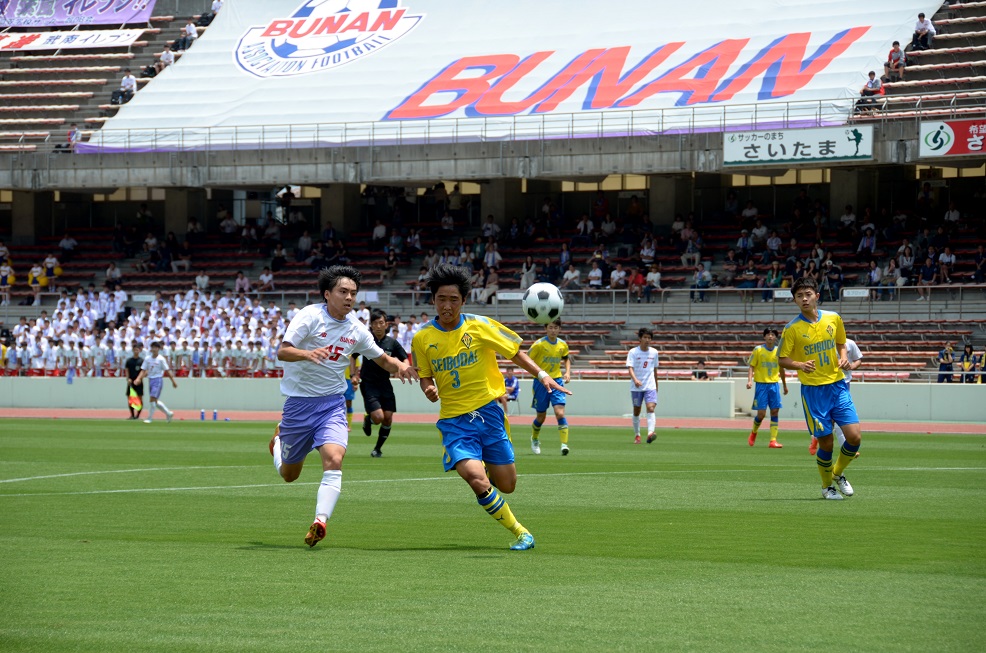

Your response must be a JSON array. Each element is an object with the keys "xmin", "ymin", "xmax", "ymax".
[
  {"xmin": 752, "ymin": 382, "xmax": 782, "ymax": 411},
  {"xmin": 148, "ymin": 377, "xmax": 163, "ymax": 399},
  {"xmin": 277, "ymin": 395, "xmax": 348, "ymax": 465},
  {"xmin": 0, "ymin": 276, "xmax": 10, "ymax": 288},
  {"xmin": 800, "ymin": 380, "xmax": 859, "ymax": 438},
  {"xmin": 344, "ymin": 379, "xmax": 355, "ymax": 401},
  {"xmin": 531, "ymin": 378, "xmax": 566, "ymax": 413},
  {"xmin": 631, "ymin": 389, "xmax": 658, "ymax": 407},
  {"xmin": 437, "ymin": 400, "xmax": 514, "ymax": 472}
]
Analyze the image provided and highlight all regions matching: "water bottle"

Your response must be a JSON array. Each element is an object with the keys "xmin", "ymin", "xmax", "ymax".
[
  {"xmin": 212, "ymin": 410, "xmax": 218, "ymax": 421},
  {"xmin": 200, "ymin": 409, "xmax": 205, "ymax": 421}
]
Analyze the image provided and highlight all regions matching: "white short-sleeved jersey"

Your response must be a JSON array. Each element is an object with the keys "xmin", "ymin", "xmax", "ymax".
[
  {"xmin": 626, "ymin": 346, "xmax": 659, "ymax": 390},
  {"xmin": 141, "ymin": 354, "xmax": 170, "ymax": 379},
  {"xmin": 843, "ymin": 338, "xmax": 862, "ymax": 382},
  {"xmin": 280, "ymin": 304, "xmax": 383, "ymax": 398}
]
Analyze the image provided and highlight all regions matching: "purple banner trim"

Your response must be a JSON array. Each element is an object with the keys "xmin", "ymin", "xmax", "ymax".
[{"xmin": 0, "ymin": 0, "xmax": 157, "ymax": 28}]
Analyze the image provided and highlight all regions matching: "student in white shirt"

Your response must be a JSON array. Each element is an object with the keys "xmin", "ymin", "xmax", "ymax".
[{"xmin": 912, "ymin": 12, "xmax": 935, "ymax": 50}]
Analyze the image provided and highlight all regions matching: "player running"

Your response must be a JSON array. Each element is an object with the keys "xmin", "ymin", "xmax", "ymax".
[
  {"xmin": 746, "ymin": 327, "xmax": 788, "ymax": 448},
  {"xmin": 132, "ymin": 341, "xmax": 177, "ymax": 423},
  {"xmin": 627, "ymin": 327, "xmax": 659, "ymax": 444},
  {"xmin": 411, "ymin": 263, "xmax": 569, "ymax": 551},
  {"xmin": 528, "ymin": 319, "xmax": 572, "ymax": 455},
  {"xmin": 357, "ymin": 309, "xmax": 409, "ymax": 458}
]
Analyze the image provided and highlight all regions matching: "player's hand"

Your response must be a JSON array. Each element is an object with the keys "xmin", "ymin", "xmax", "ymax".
[
  {"xmin": 633, "ymin": 379, "xmax": 643, "ymax": 388},
  {"xmin": 838, "ymin": 356, "xmax": 851, "ymax": 370},
  {"xmin": 544, "ymin": 376, "xmax": 572, "ymax": 395},
  {"xmin": 783, "ymin": 386, "xmax": 789, "ymax": 395},
  {"xmin": 395, "ymin": 362, "xmax": 419, "ymax": 384},
  {"xmin": 423, "ymin": 384, "xmax": 439, "ymax": 402},
  {"xmin": 307, "ymin": 347, "xmax": 334, "ymax": 363},
  {"xmin": 172, "ymin": 381, "xmax": 178, "ymax": 388},
  {"xmin": 801, "ymin": 359, "xmax": 816, "ymax": 373},
  {"xmin": 563, "ymin": 373, "xmax": 571, "ymax": 384},
  {"xmin": 746, "ymin": 381, "xmax": 752, "ymax": 389}
]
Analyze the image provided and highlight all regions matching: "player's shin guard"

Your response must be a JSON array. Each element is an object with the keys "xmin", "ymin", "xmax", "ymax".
[
  {"xmin": 315, "ymin": 470, "xmax": 342, "ymax": 523},
  {"xmin": 557, "ymin": 417, "xmax": 569, "ymax": 444},
  {"xmin": 531, "ymin": 419, "xmax": 542, "ymax": 440},
  {"xmin": 816, "ymin": 448, "xmax": 834, "ymax": 488},
  {"xmin": 833, "ymin": 441, "xmax": 860, "ymax": 477},
  {"xmin": 752, "ymin": 417, "xmax": 763, "ymax": 434},
  {"xmin": 769, "ymin": 416, "xmax": 779, "ymax": 442},
  {"xmin": 477, "ymin": 486, "xmax": 525, "ymax": 537}
]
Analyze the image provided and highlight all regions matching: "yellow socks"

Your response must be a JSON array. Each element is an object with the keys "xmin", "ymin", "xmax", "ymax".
[
  {"xmin": 833, "ymin": 441, "xmax": 860, "ymax": 477},
  {"xmin": 477, "ymin": 487, "xmax": 526, "ymax": 537},
  {"xmin": 817, "ymin": 448, "xmax": 834, "ymax": 488}
]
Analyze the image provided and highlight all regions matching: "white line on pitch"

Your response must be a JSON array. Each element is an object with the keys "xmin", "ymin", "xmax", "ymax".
[{"xmin": 0, "ymin": 465, "xmax": 256, "ymax": 484}]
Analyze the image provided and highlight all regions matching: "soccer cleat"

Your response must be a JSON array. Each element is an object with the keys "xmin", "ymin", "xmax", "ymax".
[
  {"xmin": 509, "ymin": 531, "xmax": 535, "ymax": 551},
  {"xmin": 531, "ymin": 438, "xmax": 541, "ymax": 455},
  {"xmin": 768, "ymin": 441, "xmax": 783, "ymax": 448},
  {"xmin": 832, "ymin": 474, "xmax": 854, "ymax": 497},
  {"xmin": 362, "ymin": 414, "xmax": 372, "ymax": 437},
  {"xmin": 166, "ymin": 411, "xmax": 173, "ymax": 423},
  {"xmin": 370, "ymin": 449, "xmax": 382, "ymax": 458},
  {"xmin": 561, "ymin": 443, "xmax": 570, "ymax": 456},
  {"xmin": 821, "ymin": 486, "xmax": 844, "ymax": 500},
  {"xmin": 748, "ymin": 431, "xmax": 757, "ymax": 446},
  {"xmin": 143, "ymin": 419, "xmax": 153, "ymax": 424},
  {"xmin": 634, "ymin": 434, "xmax": 641, "ymax": 444},
  {"xmin": 304, "ymin": 519, "xmax": 326, "ymax": 547},
  {"xmin": 808, "ymin": 437, "xmax": 819, "ymax": 456},
  {"xmin": 646, "ymin": 433, "xmax": 656, "ymax": 444}
]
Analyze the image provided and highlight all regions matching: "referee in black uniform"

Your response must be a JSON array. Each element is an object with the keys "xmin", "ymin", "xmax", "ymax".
[
  {"xmin": 125, "ymin": 343, "xmax": 145, "ymax": 420},
  {"xmin": 357, "ymin": 309, "xmax": 408, "ymax": 457}
]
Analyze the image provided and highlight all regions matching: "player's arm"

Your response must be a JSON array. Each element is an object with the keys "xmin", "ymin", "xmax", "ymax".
[
  {"xmin": 419, "ymin": 376, "xmax": 439, "ymax": 402},
  {"xmin": 349, "ymin": 355, "xmax": 359, "ymax": 387},
  {"xmin": 132, "ymin": 370, "xmax": 145, "ymax": 385},
  {"xmin": 780, "ymin": 365, "xmax": 789, "ymax": 393},
  {"xmin": 836, "ymin": 341, "xmax": 850, "ymax": 370},
  {"xmin": 746, "ymin": 357, "xmax": 755, "ymax": 389},
  {"xmin": 653, "ymin": 367, "xmax": 659, "ymax": 391},
  {"xmin": 165, "ymin": 367, "xmax": 177, "ymax": 388},
  {"xmin": 277, "ymin": 341, "xmax": 333, "ymax": 364},
  {"xmin": 562, "ymin": 354, "xmax": 571, "ymax": 384},
  {"xmin": 627, "ymin": 364, "xmax": 641, "ymax": 387},
  {"xmin": 511, "ymin": 350, "xmax": 571, "ymax": 395}
]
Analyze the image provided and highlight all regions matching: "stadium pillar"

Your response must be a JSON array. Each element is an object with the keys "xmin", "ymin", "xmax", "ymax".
[
  {"xmin": 11, "ymin": 191, "xmax": 53, "ymax": 245},
  {"xmin": 319, "ymin": 183, "xmax": 361, "ymax": 235},
  {"xmin": 647, "ymin": 175, "xmax": 691, "ymax": 226},
  {"xmin": 830, "ymin": 169, "xmax": 877, "ymax": 222},
  {"xmin": 164, "ymin": 188, "xmax": 206, "ymax": 238},
  {"xmin": 483, "ymin": 179, "xmax": 524, "ymax": 230}
]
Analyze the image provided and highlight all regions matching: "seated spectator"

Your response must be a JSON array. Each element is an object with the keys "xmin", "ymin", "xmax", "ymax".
[
  {"xmin": 573, "ymin": 214, "xmax": 594, "ymax": 246},
  {"xmin": 916, "ymin": 257, "xmax": 937, "ymax": 301},
  {"xmin": 638, "ymin": 237, "xmax": 655, "ymax": 266},
  {"xmin": 270, "ymin": 244, "xmax": 287, "ymax": 272},
  {"xmin": 750, "ymin": 218, "xmax": 768, "ymax": 245},
  {"xmin": 690, "ymin": 263, "xmax": 712, "ymax": 303},
  {"xmin": 234, "ymin": 271, "xmax": 251, "ymax": 294},
  {"xmin": 669, "ymin": 214, "xmax": 685, "ymax": 241},
  {"xmin": 559, "ymin": 263, "xmax": 581, "ymax": 295},
  {"xmin": 680, "ymin": 235, "xmax": 701, "ymax": 268},
  {"xmin": 938, "ymin": 246, "xmax": 956, "ymax": 284},
  {"xmin": 735, "ymin": 229, "xmax": 754, "ymax": 264},
  {"xmin": 783, "ymin": 259, "xmax": 805, "ymax": 291},
  {"xmin": 175, "ymin": 17, "xmax": 198, "ymax": 51},
  {"xmin": 520, "ymin": 256, "xmax": 538, "ymax": 291},
  {"xmin": 413, "ymin": 266, "xmax": 431, "ymax": 305},
  {"xmin": 644, "ymin": 263, "xmax": 663, "ymax": 303},
  {"xmin": 857, "ymin": 71, "xmax": 882, "ymax": 111},
  {"xmin": 219, "ymin": 212, "xmax": 238, "ymax": 242},
  {"xmin": 481, "ymin": 214, "xmax": 501, "ymax": 240},
  {"xmin": 942, "ymin": 202, "xmax": 960, "ymax": 230},
  {"xmin": 608, "ymin": 263, "xmax": 627, "ymax": 291},
  {"xmin": 370, "ymin": 220, "xmax": 387, "ymax": 248},
  {"xmin": 155, "ymin": 44, "xmax": 175, "ymax": 75},
  {"xmin": 468, "ymin": 267, "xmax": 486, "ymax": 304},
  {"xmin": 506, "ymin": 217, "xmax": 521, "ymax": 244},
  {"xmin": 628, "ymin": 267, "xmax": 646, "ymax": 303},
  {"xmin": 106, "ymin": 261, "xmax": 122, "ymax": 286},
  {"xmin": 912, "ymin": 12, "xmax": 935, "ymax": 51},
  {"xmin": 381, "ymin": 250, "xmax": 400, "ymax": 281},
  {"xmin": 172, "ymin": 239, "xmax": 192, "ymax": 273},
  {"xmin": 879, "ymin": 258, "xmax": 901, "ymax": 300},
  {"xmin": 558, "ymin": 242, "xmax": 572, "ymax": 268},
  {"xmin": 385, "ymin": 229, "xmax": 404, "ymax": 257},
  {"xmin": 195, "ymin": 269, "xmax": 210, "ymax": 291},
  {"xmin": 897, "ymin": 245, "xmax": 915, "ymax": 282},
  {"xmin": 762, "ymin": 260, "xmax": 783, "ymax": 302},
  {"xmin": 959, "ymin": 345, "xmax": 980, "ymax": 384},
  {"xmin": 440, "ymin": 211, "xmax": 454, "ymax": 231},
  {"xmin": 692, "ymin": 361, "xmax": 710, "ymax": 381},
  {"xmin": 295, "ymin": 229, "xmax": 312, "ymax": 262},
  {"xmin": 257, "ymin": 267, "xmax": 275, "ymax": 292},
  {"xmin": 538, "ymin": 258, "xmax": 560, "ymax": 285},
  {"xmin": 58, "ymin": 232, "xmax": 78, "ymax": 262},
  {"xmin": 481, "ymin": 267, "xmax": 500, "ymax": 304},
  {"xmin": 736, "ymin": 260, "xmax": 760, "ymax": 302},
  {"xmin": 405, "ymin": 228, "xmax": 422, "ymax": 254},
  {"xmin": 261, "ymin": 221, "xmax": 281, "ymax": 256},
  {"xmin": 599, "ymin": 214, "xmax": 618, "ymax": 241},
  {"xmin": 118, "ymin": 69, "xmax": 137, "ymax": 103},
  {"xmin": 56, "ymin": 123, "xmax": 81, "ymax": 153},
  {"xmin": 718, "ymin": 249, "xmax": 739, "ymax": 286},
  {"xmin": 483, "ymin": 243, "xmax": 503, "ymax": 269},
  {"xmin": 740, "ymin": 201, "xmax": 758, "ymax": 224},
  {"xmin": 884, "ymin": 41, "xmax": 906, "ymax": 80},
  {"xmin": 856, "ymin": 228, "xmax": 877, "ymax": 263},
  {"xmin": 239, "ymin": 222, "xmax": 258, "ymax": 253},
  {"xmin": 185, "ymin": 216, "xmax": 203, "ymax": 244},
  {"xmin": 763, "ymin": 230, "xmax": 782, "ymax": 263},
  {"xmin": 930, "ymin": 225, "xmax": 949, "ymax": 251},
  {"xmin": 973, "ymin": 244, "xmax": 985, "ymax": 283},
  {"xmin": 586, "ymin": 260, "xmax": 604, "ymax": 302}
]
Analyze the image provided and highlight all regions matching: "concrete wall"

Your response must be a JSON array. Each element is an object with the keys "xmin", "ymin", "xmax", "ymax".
[{"xmin": 1, "ymin": 377, "xmax": 982, "ymax": 423}]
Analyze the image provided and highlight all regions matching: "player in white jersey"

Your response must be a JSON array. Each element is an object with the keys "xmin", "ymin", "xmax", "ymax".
[
  {"xmin": 133, "ymin": 341, "xmax": 178, "ymax": 423},
  {"xmin": 812, "ymin": 338, "xmax": 863, "ymax": 455},
  {"xmin": 269, "ymin": 266, "xmax": 417, "ymax": 548},
  {"xmin": 626, "ymin": 327, "xmax": 660, "ymax": 444}
]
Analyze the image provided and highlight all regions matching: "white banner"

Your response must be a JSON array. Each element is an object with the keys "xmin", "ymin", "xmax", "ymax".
[
  {"xmin": 723, "ymin": 125, "xmax": 874, "ymax": 166},
  {"xmin": 0, "ymin": 29, "xmax": 146, "ymax": 51},
  {"xmin": 79, "ymin": 0, "xmax": 943, "ymax": 153}
]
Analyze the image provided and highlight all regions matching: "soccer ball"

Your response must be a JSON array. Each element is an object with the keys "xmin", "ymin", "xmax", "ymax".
[{"xmin": 522, "ymin": 283, "xmax": 564, "ymax": 325}]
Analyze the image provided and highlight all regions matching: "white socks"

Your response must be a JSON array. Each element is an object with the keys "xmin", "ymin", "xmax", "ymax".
[
  {"xmin": 632, "ymin": 415, "xmax": 640, "ymax": 435},
  {"xmin": 316, "ymin": 470, "xmax": 342, "ymax": 523},
  {"xmin": 156, "ymin": 400, "xmax": 173, "ymax": 417},
  {"xmin": 647, "ymin": 412, "xmax": 656, "ymax": 434},
  {"xmin": 148, "ymin": 404, "xmax": 157, "ymax": 420},
  {"xmin": 272, "ymin": 436, "xmax": 283, "ymax": 474}
]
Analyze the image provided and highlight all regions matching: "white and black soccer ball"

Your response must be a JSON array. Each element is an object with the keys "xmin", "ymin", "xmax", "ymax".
[{"xmin": 522, "ymin": 283, "xmax": 564, "ymax": 325}]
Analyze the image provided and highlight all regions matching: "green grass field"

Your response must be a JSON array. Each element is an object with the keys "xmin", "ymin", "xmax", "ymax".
[{"xmin": 1, "ymin": 418, "xmax": 984, "ymax": 653}]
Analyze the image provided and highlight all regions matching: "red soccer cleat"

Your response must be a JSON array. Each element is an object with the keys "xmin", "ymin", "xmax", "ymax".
[
  {"xmin": 768, "ymin": 441, "xmax": 783, "ymax": 448},
  {"xmin": 748, "ymin": 431, "xmax": 757, "ymax": 447},
  {"xmin": 304, "ymin": 519, "xmax": 326, "ymax": 548},
  {"xmin": 634, "ymin": 434, "xmax": 641, "ymax": 444},
  {"xmin": 808, "ymin": 437, "xmax": 818, "ymax": 456}
]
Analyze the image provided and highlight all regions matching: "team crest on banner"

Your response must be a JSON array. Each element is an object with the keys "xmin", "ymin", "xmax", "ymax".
[{"xmin": 235, "ymin": 0, "xmax": 423, "ymax": 78}]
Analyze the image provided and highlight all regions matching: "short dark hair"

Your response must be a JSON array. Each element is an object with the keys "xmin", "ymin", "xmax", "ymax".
[
  {"xmin": 762, "ymin": 327, "xmax": 780, "ymax": 337},
  {"xmin": 637, "ymin": 327, "xmax": 653, "ymax": 339},
  {"xmin": 369, "ymin": 308, "xmax": 387, "ymax": 323},
  {"xmin": 318, "ymin": 265, "xmax": 361, "ymax": 296},
  {"xmin": 892, "ymin": 40, "xmax": 900, "ymax": 46},
  {"xmin": 427, "ymin": 263, "xmax": 470, "ymax": 298},
  {"xmin": 791, "ymin": 276, "xmax": 818, "ymax": 295},
  {"xmin": 549, "ymin": 318, "xmax": 562, "ymax": 327}
]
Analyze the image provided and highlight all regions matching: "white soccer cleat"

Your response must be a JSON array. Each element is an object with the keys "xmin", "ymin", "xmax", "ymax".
[
  {"xmin": 561, "ymin": 443, "xmax": 569, "ymax": 456},
  {"xmin": 832, "ymin": 474, "xmax": 854, "ymax": 497},
  {"xmin": 166, "ymin": 411, "xmax": 174, "ymax": 423},
  {"xmin": 142, "ymin": 419, "xmax": 153, "ymax": 424},
  {"xmin": 531, "ymin": 438, "xmax": 541, "ymax": 455},
  {"xmin": 821, "ymin": 486, "xmax": 844, "ymax": 500}
]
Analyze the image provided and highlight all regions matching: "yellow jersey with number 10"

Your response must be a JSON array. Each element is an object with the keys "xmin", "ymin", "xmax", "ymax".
[{"xmin": 779, "ymin": 310, "xmax": 846, "ymax": 386}]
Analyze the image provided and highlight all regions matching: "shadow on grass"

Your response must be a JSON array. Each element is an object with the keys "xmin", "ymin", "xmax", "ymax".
[{"xmin": 239, "ymin": 541, "xmax": 494, "ymax": 553}]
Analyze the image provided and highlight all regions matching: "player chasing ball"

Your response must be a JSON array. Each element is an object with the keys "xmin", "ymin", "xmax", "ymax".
[
  {"xmin": 269, "ymin": 266, "xmax": 417, "ymax": 547},
  {"xmin": 412, "ymin": 264, "xmax": 570, "ymax": 551},
  {"xmin": 528, "ymin": 319, "xmax": 572, "ymax": 455},
  {"xmin": 626, "ymin": 327, "xmax": 659, "ymax": 444},
  {"xmin": 747, "ymin": 328, "xmax": 788, "ymax": 448},
  {"xmin": 778, "ymin": 277, "xmax": 862, "ymax": 500},
  {"xmin": 357, "ymin": 308, "xmax": 409, "ymax": 458}
]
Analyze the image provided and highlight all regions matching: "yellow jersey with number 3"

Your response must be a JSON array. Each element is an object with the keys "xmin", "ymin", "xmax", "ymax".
[
  {"xmin": 748, "ymin": 344, "xmax": 781, "ymax": 384},
  {"xmin": 412, "ymin": 313, "xmax": 522, "ymax": 419},
  {"xmin": 779, "ymin": 309, "xmax": 846, "ymax": 386}
]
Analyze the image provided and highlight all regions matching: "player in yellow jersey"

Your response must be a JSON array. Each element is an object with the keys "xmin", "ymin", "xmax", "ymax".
[
  {"xmin": 528, "ymin": 319, "xmax": 572, "ymax": 455},
  {"xmin": 746, "ymin": 327, "xmax": 788, "ymax": 448},
  {"xmin": 778, "ymin": 277, "xmax": 861, "ymax": 500},
  {"xmin": 412, "ymin": 264, "xmax": 570, "ymax": 551}
]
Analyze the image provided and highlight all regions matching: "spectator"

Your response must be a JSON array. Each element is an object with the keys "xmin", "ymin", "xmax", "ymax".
[
  {"xmin": 916, "ymin": 256, "xmax": 937, "ymax": 301},
  {"xmin": 736, "ymin": 260, "xmax": 760, "ymax": 302},
  {"xmin": 912, "ymin": 12, "xmax": 935, "ymax": 51},
  {"xmin": 239, "ymin": 222, "xmax": 258, "ymax": 253},
  {"xmin": 628, "ymin": 266, "xmax": 646, "ymax": 303},
  {"xmin": 943, "ymin": 202, "xmax": 960, "ymax": 229},
  {"xmin": 270, "ymin": 244, "xmax": 287, "ymax": 273},
  {"xmin": 573, "ymin": 214, "xmax": 594, "ymax": 246},
  {"xmin": 719, "ymin": 249, "xmax": 740, "ymax": 286},
  {"xmin": 638, "ymin": 237, "xmax": 655, "ymax": 266},
  {"xmin": 959, "ymin": 345, "xmax": 980, "ymax": 384},
  {"xmin": 520, "ymin": 256, "xmax": 537, "ymax": 291},
  {"xmin": 257, "ymin": 267, "xmax": 275, "ymax": 292},
  {"xmin": 783, "ymin": 259, "xmax": 805, "ymax": 291},
  {"xmin": 105, "ymin": 261, "xmax": 122, "ymax": 286},
  {"xmin": 763, "ymin": 230, "xmax": 782, "ymax": 263},
  {"xmin": 295, "ymin": 230, "xmax": 312, "ymax": 262},
  {"xmin": 219, "ymin": 212, "xmax": 238, "ymax": 242},
  {"xmin": 118, "ymin": 68, "xmax": 137, "ymax": 103},
  {"xmin": 440, "ymin": 211, "xmax": 454, "ymax": 232},
  {"xmin": 856, "ymin": 228, "xmax": 877, "ymax": 263},
  {"xmin": 692, "ymin": 361, "xmax": 710, "ymax": 381},
  {"xmin": 973, "ymin": 244, "xmax": 985, "ymax": 283},
  {"xmin": 857, "ymin": 71, "xmax": 882, "ymax": 111},
  {"xmin": 740, "ymin": 201, "xmax": 758, "ymax": 223},
  {"xmin": 172, "ymin": 239, "xmax": 192, "ymax": 273},
  {"xmin": 936, "ymin": 342, "xmax": 954, "ymax": 383},
  {"xmin": 599, "ymin": 214, "xmax": 618, "ymax": 241},
  {"xmin": 185, "ymin": 216, "xmax": 203, "ymax": 244},
  {"xmin": 261, "ymin": 221, "xmax": 281, "ymax": 255},
  {"xmin": 370, "ymin": 220, "xmax": 387, "ymax": 249},
  {"xmin": 690, "ymin": 263, "xmax": 712, "ymax": 303},
  {"xmin": 762, "ymin": 260, "xmax": 783, "ymax": 302},
  {"xmin": 938, "ymin": 246, "xmax": 956, "ymax": 283},
  {"xmin": 467, "ymin": 267, "xmax": 486, "ymax": 304},
  {"xmin": 321, "ymin": 222, "xmax": 337, "ymax": 244},
  {"xmin": 195, "ymin": 269, "xmax": 210, "ymax": 291},
  {"xmin": 608, "ymin": 263, "xmax": 627, "ymax": 291},
  {"xmin": 930, "ymin": 225, "xmax": 949, "ymax": 251},
  {"xmin": 58, "ymin": 232, "xmax": 78, "ymax": 262},
  {"xmin": 538, "ymin": 257, "xmax": 560, "ymax": 285},
  {"xmin": 175, "ymin": 17, "xmax": 198, "ymax": 51},
  {"xmin": 483, "ymin": 243, "xmax": 502, "ymax": 269},
  {"xmin": 385, "ymin": 228, "xmax": 404, "ymax": 257},
  {"xmin": 898, "ymin": 245, "xmax": 915, "ymax": 282},
  {"xmin": 586, "ymin": 260, "xmax": 604, "ymax": 302},
  {"xmin": 644, "ymin": 263, "xmax": 663, "ymax": 303},
  {"xmin": 381, "ymin": 250, "xmax": 399, "ymax": 281},
  {"xmin": 559, "ymin": 242, "xmax": 572, "ymax": 268},
  {"xmin": 680, "ymin": 235, "xmax": 702, "ymax": 268},
  {"xmin": 735, "ymin": 229, "xmax": 754, "ymax": 264},
  {"xmin": 884, "ymin": 41, "xmax": 906, "ymax": 80},
  {"xmin": 864, "ymin": 260, "xmax": 882, "ymax": 300},
  {"xmin": 405, "ymin": 228, "xmax": 422, "ymax": 254},
  {"xmin": 481, "ymin": 267, "xmax": 500, "ymax": 304},
  {"xmin": 421, "ymin": 248, "xmax": 439, "ymax": 270},
  {"xmin": 879, "ymin": 258, "xmax": 901, "ymax": 300},
  {"xmin": 559, "ymin": 263, "xmax": 581, "ymax": 297},
  {"xmin": 63, "ymin": 123, "xmax": 81, "ymax": 153},
  {"xmin": 481, "ymin": 214, "xmax": 501, "ymax": 240},
  {"xmin": 669, "ymin": 214, "xmax": 685, "ymax": 241},
  {"xmin": 234, "ymin": 271, "xmax": 251, "ymax": 294},
  {"xmin": 155, "ymin": 44, "xmax": 175, "ymax": 75}
]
